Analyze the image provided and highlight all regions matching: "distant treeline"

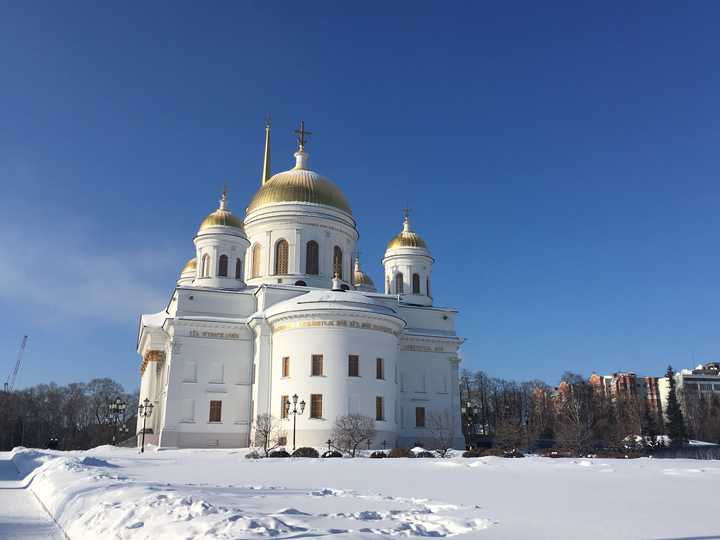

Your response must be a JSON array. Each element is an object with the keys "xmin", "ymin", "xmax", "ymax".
[
  {"xmin": 0, "ymin": 378, "xmax": 137, "ymax": 451},
  {"xmin": 460, "ymin": 368, "xmax": 720, "ymax": 452}
]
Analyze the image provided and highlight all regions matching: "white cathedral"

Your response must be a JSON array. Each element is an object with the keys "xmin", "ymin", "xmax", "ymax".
[{"xmin": 136, "ymin": 122, "xmax": 465, "ymax": 449}]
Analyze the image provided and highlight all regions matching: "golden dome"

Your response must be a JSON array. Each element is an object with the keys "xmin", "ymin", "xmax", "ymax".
[
  {"xmin": 181, "ymin": 257, "xmax": 196, "ymax": 275},
  {"xmin": 198, "ymin": 191, "xmax": 245, "ymax": 232},
  {"xmin": 353, "ymin": 259, "xmax": 375, "ymax": 287},
  {"xmin": 246, "ymin": 150, "xmax": 352, "ymax": 215},
  {"xmin": 386, "ymin": 214, "xmax": 428, "ymax": 250}
]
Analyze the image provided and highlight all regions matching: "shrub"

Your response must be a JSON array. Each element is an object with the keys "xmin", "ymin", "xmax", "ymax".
[
  {"xmin": 244, "ymin": 450, "xmax": 261, "ymax": 459},
  {"xmin": 268, "ymin": 449, "xmax": 290, "ymax": 458},
  {"xmin": 462, "ymin": 450, "xmax": 481, "ymax": 458},
  {"xmin": 415, "ymin": 450, "xmax": 436, "ymax": 458},
  {"xmin": 292, "ymin": 447, "xmax": 320, "ymax": 458},
  {"xmin": 369, "ymin": 451, "xmax": 387, "ymax": 458},
  {"xmin": 388, "ymin": 448, "xmax": 414, "ymax": 458},
  {"xmin": 503, "ymin": 449, "xmax": 525, "ymax": 458},
  {"xmin": 322, "ymin": 450, "xmax": 342, "ymax": 458},
  {"xmin": 478, "ymin": 448, "xmax": 506, "ymax": 457}
]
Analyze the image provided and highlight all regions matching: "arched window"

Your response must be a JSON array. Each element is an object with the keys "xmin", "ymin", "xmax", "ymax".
[
  {"xmin": 201, "ymin": 254, "xmax": 211, "ymax": 278},
  {"xmin": 235, "ymin": 258, "xmax": 242, "ymax": 280},
  {"xmin": 218, "ymin": 255, "xmax": 228, "ymax": 277},
  {"xmin": 275, "ymin": 239, "xmax": 289, "ymax": 275},
  {"xmin": 426, "ymin": 276, "xmax": 431, "ymax": 297},
  {"xmin": 306, "ymin": 241, "xmax": 319, "ymax": 275},
  {"xmin": 333, "ymin": 246, "xmax": 343, "ymax": 279},
  {"xmin": 395, "ymin": 272, "xmax": 404, "ymax": 294},
  {"xmin": 251, "ymin": 244, "xmax": 262, "ymax": 278},
  {"xmin": 412, "ymin": 273, "xmax": 420, "ymax": 294}
]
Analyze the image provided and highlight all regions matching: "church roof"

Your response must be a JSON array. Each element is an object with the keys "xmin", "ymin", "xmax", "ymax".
[
  {"xmin": 246, "ymin": 149, "xmax": 351, "ymax": 215},
  {"xmin": 264, "ymin": 289, "xmax": 401, "ymax": 320}
]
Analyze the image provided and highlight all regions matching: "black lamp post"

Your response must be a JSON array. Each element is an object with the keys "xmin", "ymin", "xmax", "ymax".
[
  {"xmin": 284, "ymin": 393, "xmax": 305, "ymax": 451},
  {"xmin": 138, "ymin": 398, "xmax": 154, "ymax": 453},
  {"xmin": 108, "ymin": 397, "xmax": 128, "ymax": 445},
  {"xmin": 461, "ymin": 401, "xmax": 479, "ymax": 449},
  {"xmin": 326, "ymin": 439, "xmax": 333, "ymax": 452}
]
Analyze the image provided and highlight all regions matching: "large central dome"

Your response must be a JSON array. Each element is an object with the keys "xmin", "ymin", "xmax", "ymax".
[{"xmin": 246, "ymin": 150, "xmax": 352, "ymax": 215}]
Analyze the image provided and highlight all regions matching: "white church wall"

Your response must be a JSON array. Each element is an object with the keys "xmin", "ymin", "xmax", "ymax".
[
  {"xmin": 158, "ymin": 321, "xmax": 254, "ymax": 448},
  {"xmin": 269, "ymin": 325, "xmax": 399, "ymax": 448},
  {"xmin": 397, "ymin": 339, "xmax": 464, "ymax": 448}
]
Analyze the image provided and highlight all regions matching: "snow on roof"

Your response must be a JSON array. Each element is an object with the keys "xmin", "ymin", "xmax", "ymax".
[{"xmin": 141, "ymin": 311, "xmax": 168, "ymax": 329}]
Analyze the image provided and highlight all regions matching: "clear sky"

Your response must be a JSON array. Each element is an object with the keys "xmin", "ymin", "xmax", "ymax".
[{"xmin": 2, "ymin": 1, "xmax": 720, "ymax": 391}]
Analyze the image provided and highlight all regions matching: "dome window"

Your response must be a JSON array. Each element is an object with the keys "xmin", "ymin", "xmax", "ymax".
[
  {"xmin": 395, "ymin": 273, "xmax": 404, "ymax": 294},
  {"xmin": 333, "ymin": 246, "xmax": 343, "ymax": 279},
  {"xmin": 218, "ymin": 255, "xmax": 229, "ymax": 277},
  {"xmin": 306, "ymin": 241, "xmax": 319, "ymax": 275},
  {"xmin": 275, "ymin": 240, "xmax": 289, "ymax": 275},
  {"xmin": 412, "ymin": 273, "xmax": 420, "ymax": 294},
  {"xmin": 235, "ymin": 258, "xmax": 243, "ymax": 280}
]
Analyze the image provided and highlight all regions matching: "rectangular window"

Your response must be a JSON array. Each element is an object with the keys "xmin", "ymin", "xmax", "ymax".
[
  {"xmin": 209, "ymin": 400, "xmax": 222, "ymax": 423},
  {"xmin": 282, "ymin": 356, "xmax": 290, "ymax": 378},
  {"xmin": 415, "ymin": 406, "xmax": 425, "ymax": 428},
  {"xmin": 348, "ymin": 355, "xmax": 359, "ymax": 377},
  {"xmin": 376, "ymin": 358, "xmax": 384, "ymax": 380},
  {"xmin": 310, "ymin": 394, "xmax": 323, "ymax": 419},
  {"xmin": 376, "ymin": 396, "xmax": 384, "ymax": 421},
  {"xmin": 280, "ymin": 395, "xmax": 289, "ymax": 419},
  {"xmin": 311, "ymin": 355, "xmax": 323, "ymax": 376}
]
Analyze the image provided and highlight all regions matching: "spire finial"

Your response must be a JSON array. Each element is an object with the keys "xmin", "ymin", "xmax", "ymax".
[
  {"xmin": 261, "ymin": 114, "xmax": 272, "ymax": 185},
  {"xmin": 402, "ymin": 208, "xmax": 410, "ymax": 232},
  {"xmin": 219, "ymin": 184, "xmax": 229, "ymax": 211}
]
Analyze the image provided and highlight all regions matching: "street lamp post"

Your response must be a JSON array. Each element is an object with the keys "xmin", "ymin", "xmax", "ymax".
[
  {"xmin": 108, "ymin": 397, "xmax": 128, "ymax": 445},
  {"xmin": 461, "ymin": 401, "xmax": 479, "ymax": 449},
  {"xmin": 284, "ymin": 394, "xmax": 305, "ymax": 451},
  {"xmin": 137, "ymin": 398, "xmax": 154, "ymax": 453}
]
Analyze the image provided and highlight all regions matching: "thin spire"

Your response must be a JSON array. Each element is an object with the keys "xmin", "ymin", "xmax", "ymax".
[{"xmin": 261, "ymin": 114, "xmax": 272, "ymax": 185}]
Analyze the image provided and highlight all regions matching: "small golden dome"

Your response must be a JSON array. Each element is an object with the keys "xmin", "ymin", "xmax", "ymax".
[
  {"xmin": 198, "ymin": 191, "xmax": 245, "ymax": 232},
  {"xmin": 181, "ymin": 257, "xmax": 197, "ymax": 275},
  {"xmin": 246, "ymin": 151, "xmax": 351, "ymax": 215},
  {"xmin": 386, "ymin": 213, "xmax": 428, "ymax": 250}
]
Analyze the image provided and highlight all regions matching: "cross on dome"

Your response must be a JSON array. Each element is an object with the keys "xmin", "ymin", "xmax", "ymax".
[{"xmin": 294, "ymin": 120, "xmax": 312, "ymax": 150}]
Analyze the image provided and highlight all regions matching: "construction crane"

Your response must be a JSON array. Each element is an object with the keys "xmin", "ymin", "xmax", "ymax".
[{"xmin": 4, "ymin": 335, "xmax": 28, "ymax": 392}]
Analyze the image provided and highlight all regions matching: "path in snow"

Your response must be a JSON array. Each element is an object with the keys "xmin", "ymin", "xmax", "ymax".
[{"xmin": 0, "ymin": 453, "xmax": 65, "ymax": 539}]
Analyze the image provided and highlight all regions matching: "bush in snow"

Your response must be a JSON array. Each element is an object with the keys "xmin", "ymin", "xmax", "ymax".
[
  {"xmin": 369, "ymin": 451, "xmax": 387, "ymax": 458},
  {"xmin": 291, "ymin": 447, "xmax": 320, "ymax": 458},
  {"xmin": 427, "ymin": 411, "xmax": 455, "ymax": 457},
  {"xmin": 388, "ymin": 448, "xmax": 414, "ymax": 458},
  {"xmin": 415, "ymin": 450, "xmax": 436, "ymax": 458},
  {"xmin": 268, "ymin": 449, "xmax": 291, "ymax": 458},
  {"xmin": 330, "ymin": 414, "xmax": 377, "ymax": 457},
  {"xmin": 254, "ymin": 413, "xmax": 287, "ymax": 457},
  {"xmin": 322, "ymin": 450, "xmax": 343, "ymax": 458},
  {"xmin": 462, "ymin": 450, "xmax": 481, "ymax": 458},
  {"xmin": 244, "ymin": 450, "xmax": 262, "ymax": 459}
]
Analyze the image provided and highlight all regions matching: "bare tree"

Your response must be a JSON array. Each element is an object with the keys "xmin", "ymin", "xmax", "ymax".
[
  {"xmin": 331, "ymin": 414, "xmax": 376, "ymax": 457},
  {"xmin": 428, "ymin": 411, "xmax": 455, "ymax": 457},
  {"xmin": 254, "ymin": 413, "xmax": 286, "ymax": 457}
]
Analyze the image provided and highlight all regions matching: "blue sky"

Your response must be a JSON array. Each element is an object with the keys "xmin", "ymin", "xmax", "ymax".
[{"xmin": 2, "ymin": 1, "xmax": 720, "ymax": 391}]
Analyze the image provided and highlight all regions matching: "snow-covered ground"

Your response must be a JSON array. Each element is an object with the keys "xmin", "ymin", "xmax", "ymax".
[{"xmin": 3, "ymin": 446, "xmax": 719, "ymax": 539}]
